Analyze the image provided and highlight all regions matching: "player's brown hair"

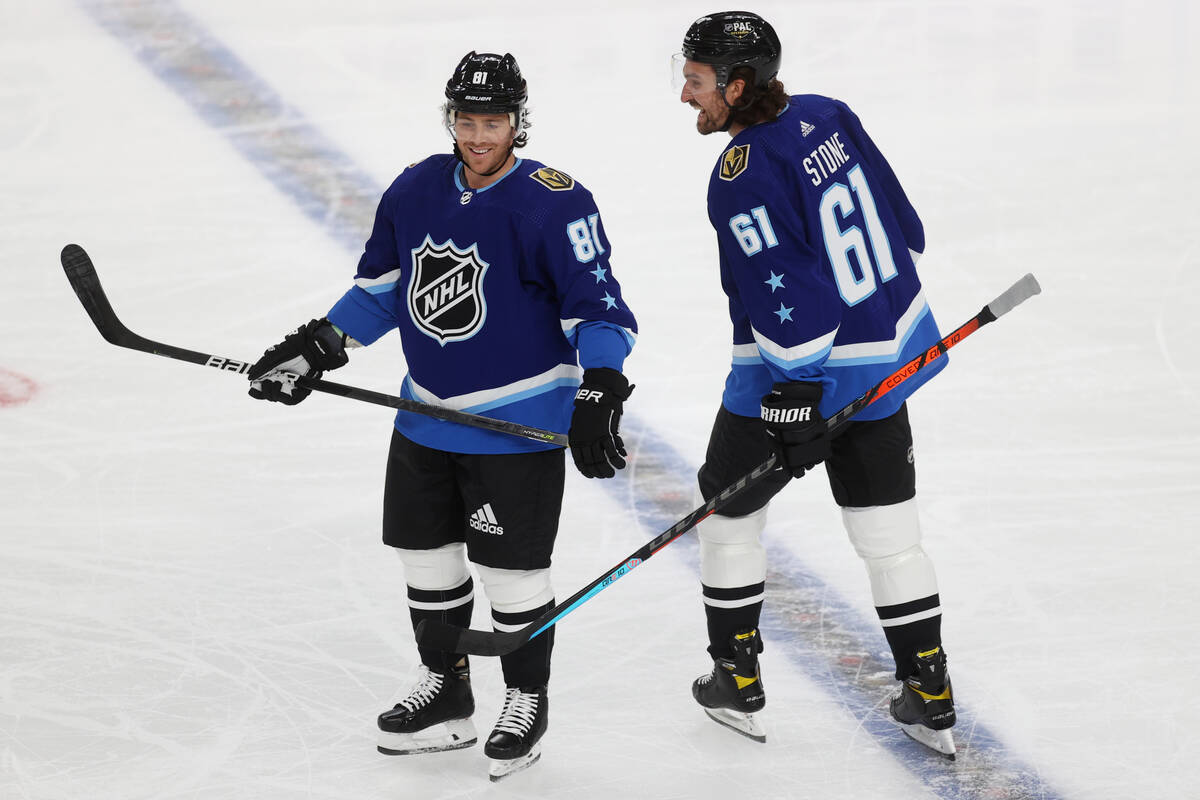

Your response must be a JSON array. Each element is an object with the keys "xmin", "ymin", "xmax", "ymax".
[{"xmin": 728, "ymin": 70, "xmax": 789, "ymax": 129}]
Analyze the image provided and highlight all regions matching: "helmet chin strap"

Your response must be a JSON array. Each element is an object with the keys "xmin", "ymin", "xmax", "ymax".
[
  {"xmin": 716, "ymin": 105, "xmax": 735, "ymax": 133},
  {"xmin": 715, "ymin": 80, "xmax": 745, "ymax": 133}
]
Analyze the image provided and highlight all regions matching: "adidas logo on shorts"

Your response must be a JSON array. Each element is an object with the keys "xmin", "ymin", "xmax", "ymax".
[{"xmin": 469, "ymin": 503, "xmax": 504, "ymax": 535}]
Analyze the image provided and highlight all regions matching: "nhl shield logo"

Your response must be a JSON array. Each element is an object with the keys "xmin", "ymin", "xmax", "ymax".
[{"xmin": 407, "ymin": 236, "xmax": 490, "ymax": 345}]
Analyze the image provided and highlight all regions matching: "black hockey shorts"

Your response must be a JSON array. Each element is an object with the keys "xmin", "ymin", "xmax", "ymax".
[
  {"xmin": 382, "ymin": 428, "xmax": 565, "ymax": 571},
  {"xmin": 697, "ymin": 403, "xmax": 917, "ymax": 516}
]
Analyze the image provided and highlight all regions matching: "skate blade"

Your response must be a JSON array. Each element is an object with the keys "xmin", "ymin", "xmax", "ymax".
[
  {"xmin": 376, "ymin": 718, "xmax": 478, "ymax": 755},
  {"xmin": 487, "ymin": 743, "xmax": 542, "ymax": 782},
  {"xmin": 898, "ymin": 722, "xmax": 956, "ymax": 760},
  {"xmin": 703, "ymin": 707, "xmax": 766, "ymax": 743}
]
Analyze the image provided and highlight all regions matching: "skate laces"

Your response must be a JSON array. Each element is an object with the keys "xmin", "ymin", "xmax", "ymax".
[
  {"xmin": 699, "ymin": 658, "xmax": 744, "ymax": 687},
  {"xmin": 493, "ymin": 688, "xmax": 539, "ymax": 735},
  {"xmin": 397, "ymin": 666, "xmax": 444, "ymax": 712}
]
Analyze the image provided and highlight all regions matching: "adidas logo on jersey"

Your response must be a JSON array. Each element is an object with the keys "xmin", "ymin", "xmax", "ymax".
[
  {"xmin": 800, "ymin": 120, "xmax": 815, "ymax": 138},
  {"xmin": 469, "ymin": 503, "xmax": 504, "ymax": 535}
]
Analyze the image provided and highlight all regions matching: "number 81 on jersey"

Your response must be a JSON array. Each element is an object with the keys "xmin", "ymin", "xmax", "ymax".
[{"xmin": 567, "ymin": 214, "xmax": 606, "ymax": 262}]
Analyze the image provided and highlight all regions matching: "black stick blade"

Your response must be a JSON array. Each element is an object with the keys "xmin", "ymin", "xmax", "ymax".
[
  {"xmin": 60, "ymin": 243, "xmax": 132, "ymax": 346},
  {"xmin": 414, "ymin": 620, "xmax": 529, "ymax": 657},
  {"xmin": 61, "ymin": 242, "xmax": 90, "ymax": 274}
]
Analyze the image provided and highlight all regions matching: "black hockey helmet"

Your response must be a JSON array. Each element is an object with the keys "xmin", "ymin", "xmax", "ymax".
[
  {"xmin": 443, "ymin": 51, "xmax": 529, "ymax": 134},
  {"xmin": 681, "ymin": 11, "xmax": 781, "ymax": 91}
]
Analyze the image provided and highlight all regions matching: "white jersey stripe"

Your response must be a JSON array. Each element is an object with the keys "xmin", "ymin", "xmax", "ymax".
[
  {"xmin": 354, "ymin": 268, "xmax": 403, "ymax": 295},
  {"xmin": 405, "ymin": 363, "xmax": 581, "ymax": 414},
  {"xmin": 751, "ymin": 326, "xmax": 839, "ymax": 369},
  {"xmin": 560, "ymin": 317, "xmax": 638, "ymax": 347},
  {"xmin": 826, "ymin": 291, "xmax": 930, "ymax": 366},
  {"xmin": 731, "ymin": 342, "xmax": 763, "ymax": 365},
  {"xmin": 747, "ymin": 291, "xmax": 931, "ymax": 372}
]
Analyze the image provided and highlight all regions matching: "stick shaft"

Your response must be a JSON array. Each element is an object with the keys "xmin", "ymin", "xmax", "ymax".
[
  {"xmin": 417, "ymin": 273, "xmax": 1042, "ymax": 656},
  {"xmin": 60, "ymin": 243, "xmax": 567, "ymax": 446}
]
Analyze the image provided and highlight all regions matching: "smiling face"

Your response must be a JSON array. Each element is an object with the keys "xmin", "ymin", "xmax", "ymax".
[
  {"xmin": 452, "ymin": 111, "xmax": 517, "ymax": 186},
  {"xmin": 677, "ymin": 59, "xmax": 745, "ymax": 136}
]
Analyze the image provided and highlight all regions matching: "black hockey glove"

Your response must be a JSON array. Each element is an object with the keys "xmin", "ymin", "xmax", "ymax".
[
  {"xmin": 760, "ymin": 381, "xmax": 831, "ymax": 479},
  {"xmin": 569, "ymin": 368, "xmax": 633, "ymax": 479},
  {"xmin": 247, "ymin": 318, "xmax": 349, "ymax": 405}
]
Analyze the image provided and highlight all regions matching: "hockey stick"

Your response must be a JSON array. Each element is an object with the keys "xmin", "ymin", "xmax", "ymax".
[
  {"xmin": 416, "ymin": 273, "xmax": 1042, "ymax": 656},
  {"xmin": 59, "ymin": 243, "xmax": 567, "ymax": 446}
]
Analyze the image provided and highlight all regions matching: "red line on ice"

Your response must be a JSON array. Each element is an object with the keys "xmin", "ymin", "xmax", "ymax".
[{"xmin": 0, "ymin": 368, "xmax": 37, "ymax": 407}]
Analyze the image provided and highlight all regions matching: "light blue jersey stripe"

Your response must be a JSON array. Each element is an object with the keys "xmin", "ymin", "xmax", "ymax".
[{"xmin": 461, "ymin": 377, "xmax": 581, "ymax": 414}]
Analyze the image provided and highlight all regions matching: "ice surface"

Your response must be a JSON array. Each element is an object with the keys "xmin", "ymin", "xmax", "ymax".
[{"xmin": 2, "ymin": 1, "xmax": 1198, "ymax": 798}]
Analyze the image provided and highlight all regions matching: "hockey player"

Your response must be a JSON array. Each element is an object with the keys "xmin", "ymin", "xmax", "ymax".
[
  {"xmin": 247, "ymin": 51, "xmax": 637, "ymax": 781},
  {"xmin": 672, "ymin": 13, "xmax": 956, "ymax": 757}
]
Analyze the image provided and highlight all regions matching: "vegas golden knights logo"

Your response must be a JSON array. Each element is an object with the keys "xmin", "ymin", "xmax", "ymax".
[
  {"xmin": 408, "ymin": 236, "xmax": 490, "ymax": 345},
  {"xmin": 720, "ymin": 145, "xmax": 750, "ymax": 181},
  {"xmin": 530, "ymin": 166, "xmax": 576, "ymax": 191}
]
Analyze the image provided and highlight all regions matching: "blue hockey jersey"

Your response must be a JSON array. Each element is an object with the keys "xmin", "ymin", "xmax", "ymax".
[
  {"xmin": 708, "ymin": 95, "xmax": 945, "ymax": 421},
  {"xmin": 327, "ymin": 154, "xmax": 637, "ymax": 454}
]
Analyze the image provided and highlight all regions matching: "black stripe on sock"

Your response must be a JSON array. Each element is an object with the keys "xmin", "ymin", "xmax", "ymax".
[
  {"xmin": 407, "ymin": 577, "xmax": 474, "ymax": 607},
  {"xmin": 492, "ymin": 599, "xmax": 555, "ymax": 627},
  {"xmin": 875, "ymin": 593, "xmax": 940, "ymax": 622},
  {"xmin": 702, "ymin": 582, "xmax": 766, "ymax": 603}
]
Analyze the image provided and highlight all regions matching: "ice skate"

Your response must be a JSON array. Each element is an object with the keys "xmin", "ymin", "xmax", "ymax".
[
  {"xmin": 692, "ymin": 628, "xmax": 766, "ymax": 743},
  {"xmin": 485, "ymin": 686, "xmax": 548, "ymax": 782},
  {"xmin": 890, "ymin": 645, "xmax": 956, "ymax": 760},
  {"xmin": 376, "ymin": 662, "xmax": 477, "ymax": 755}
]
